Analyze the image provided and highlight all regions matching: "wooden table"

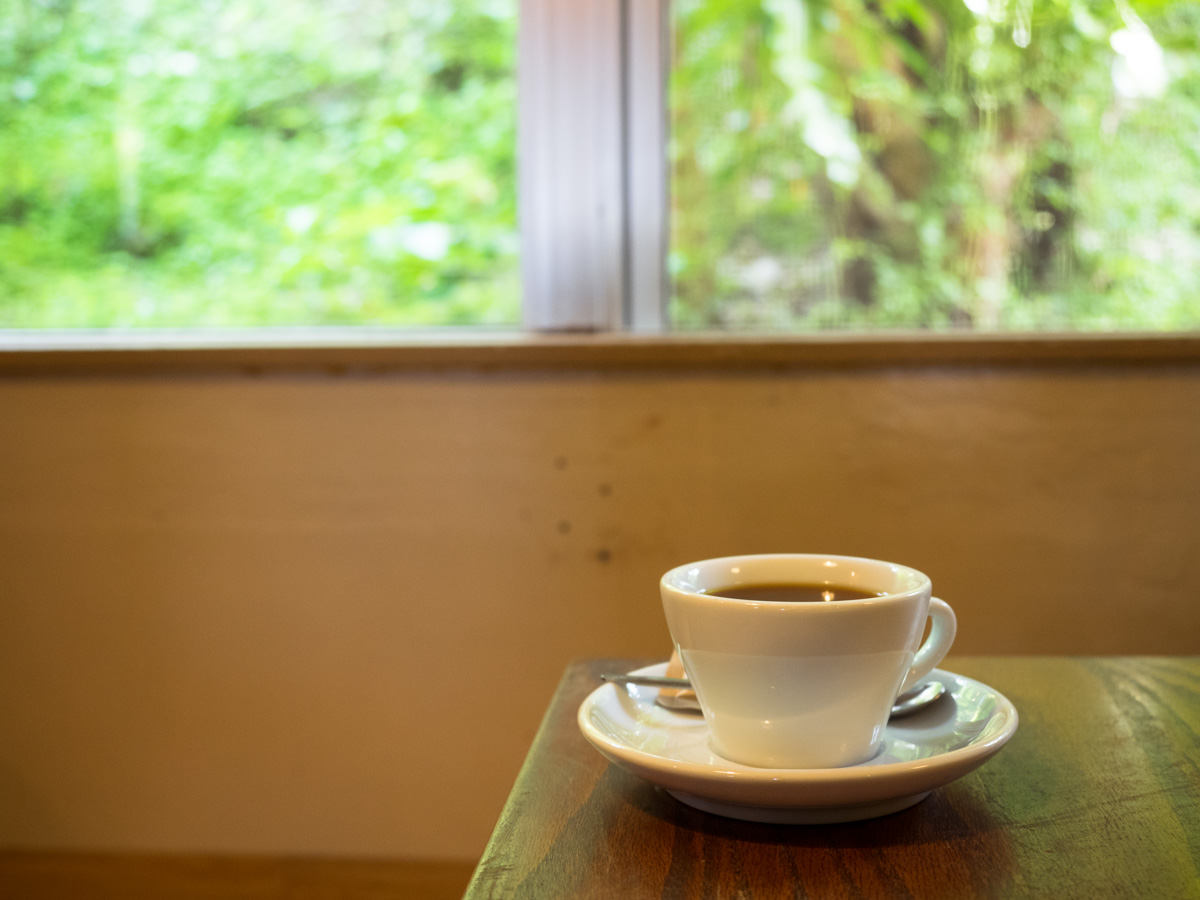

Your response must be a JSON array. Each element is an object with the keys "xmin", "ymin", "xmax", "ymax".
[{"xmin": 465, "ymin": 657, "xmax": 1200, "ymax": 899}]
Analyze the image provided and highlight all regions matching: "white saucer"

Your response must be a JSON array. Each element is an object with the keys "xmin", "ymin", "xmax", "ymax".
[{"xmin": 577, "ymin": 664, "xmax": 1018, "ymax": 824}]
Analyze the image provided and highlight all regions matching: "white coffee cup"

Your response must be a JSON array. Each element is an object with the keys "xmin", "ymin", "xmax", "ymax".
[{"xmin": 660, "ymin": 553, "xmax": 956, "ymax": 769}]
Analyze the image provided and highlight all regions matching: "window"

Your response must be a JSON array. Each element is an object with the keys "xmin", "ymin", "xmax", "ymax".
[
  {"xmin": 666, "ymin": 0, "xmax": 1200, "ymax": 332},
  {"xmin": 2, "ymin": 0, "xmax": 1198, "ymax": 338},
  {"xmin": 0, "ymin": 0, "xmax": 518, "ymax": 329}
]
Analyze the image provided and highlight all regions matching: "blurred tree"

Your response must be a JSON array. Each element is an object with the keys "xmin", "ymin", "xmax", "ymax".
[
  {"xmin": 670, "ymin": 0, "xmax": 1200, "ymax": 331},
  {"xmin": 3, "ymin": 0, "xmax": 1198, "ymax": 332},
  {"xmin": 0, "ymin": 0, "xmax": 519, "ymax": 327}
]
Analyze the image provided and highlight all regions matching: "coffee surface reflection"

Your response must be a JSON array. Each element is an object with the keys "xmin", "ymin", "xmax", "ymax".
[{"xmin": 704, "ymin": 582, "xmax": 886, "ymax": 603}]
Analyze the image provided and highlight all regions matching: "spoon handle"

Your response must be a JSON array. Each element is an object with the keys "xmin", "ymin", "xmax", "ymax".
[
  {"xmin": 600, "ymin": 673, "xmax": 691, "ymax": 689},
  {"xmin": 600, "ymin": 671, "xmax": 946, "ymax": 718}
]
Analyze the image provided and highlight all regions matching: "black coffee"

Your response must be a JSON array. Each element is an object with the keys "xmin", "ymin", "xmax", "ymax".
[{"xmin": 704, "ymin": 582, "xmax": 885, "ymax": 603}]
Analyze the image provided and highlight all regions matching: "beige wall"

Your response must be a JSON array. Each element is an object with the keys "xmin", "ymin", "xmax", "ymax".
[{"xmin": 1, "ymin": 362, "xmax": 1198, "ymax": 862}]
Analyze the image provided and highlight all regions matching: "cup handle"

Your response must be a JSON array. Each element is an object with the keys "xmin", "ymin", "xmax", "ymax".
[{"xmin": 899, "ymin": 597, "xmax": 957, "ymax": 694}]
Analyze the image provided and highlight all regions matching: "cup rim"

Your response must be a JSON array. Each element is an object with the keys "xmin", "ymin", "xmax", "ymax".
[{"xmin": 660, "ymin": 553, "xmax": 931, "ymax": 607}]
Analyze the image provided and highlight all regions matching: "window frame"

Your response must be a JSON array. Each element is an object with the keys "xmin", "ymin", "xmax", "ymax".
[
  {"xmin": 518, "ymin": 0, "xmax": 667, "ymax": 333},
  {"xmin": 1, "ymin": 329, "xmax": 1198, "ymax": 376},
  {"xmin": 0, "ymin": 0, "xmax": 1197, "ymax": 361}
]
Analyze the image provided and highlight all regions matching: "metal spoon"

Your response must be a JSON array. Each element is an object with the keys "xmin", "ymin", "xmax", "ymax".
[
  {"xmin": 600, "ymin": 672, "xmax": 947, "ymax": 719},
  {"xmin": 888, "ymin": 679, "xmax": 947, "ymax": 718}
]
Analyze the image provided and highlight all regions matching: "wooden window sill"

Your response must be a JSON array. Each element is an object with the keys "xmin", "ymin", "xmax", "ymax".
[{"xmin": 1, "ymin": 329, "xmax": 1198, "ymax": 376}]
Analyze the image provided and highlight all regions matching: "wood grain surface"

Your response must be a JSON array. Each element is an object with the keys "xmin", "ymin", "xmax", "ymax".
[
  {"xmin": 3, "ymin": 332, "xmax": 1199, "ymax": 377},
  {"xmin": 465, "ymin": 657, "xmax": 1200, "ymax": 899},
  {"xmin": 0, "ymin": 853, "xmax": 474, "ymax": 900}
]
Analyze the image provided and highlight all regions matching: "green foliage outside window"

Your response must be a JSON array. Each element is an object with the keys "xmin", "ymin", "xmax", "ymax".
[
  {"xmin": 4, "ymin": 0, "xmax": 1199, "ymax": 333},
  {"xmin": 670, "ymin": 0, "xmax": 1200, "ymax": 331},
  {"xmin": 0, "ymin": 0, "xmax": 518, "ymax": 328}
]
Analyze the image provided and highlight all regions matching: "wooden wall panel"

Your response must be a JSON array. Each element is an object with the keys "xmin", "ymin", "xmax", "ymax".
[{"xmin": 0, "ymin": 366, "xmax": 1197, "ymax": 860}]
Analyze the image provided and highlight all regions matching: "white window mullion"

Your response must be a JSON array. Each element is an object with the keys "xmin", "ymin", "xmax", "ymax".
[
  {"xmin": 520, "ymin": 0, "xmax": 626, "ymax": 332},
  {"xmin": 624, "ymin": 0, "xmax": 669, "ymax": 332}
]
